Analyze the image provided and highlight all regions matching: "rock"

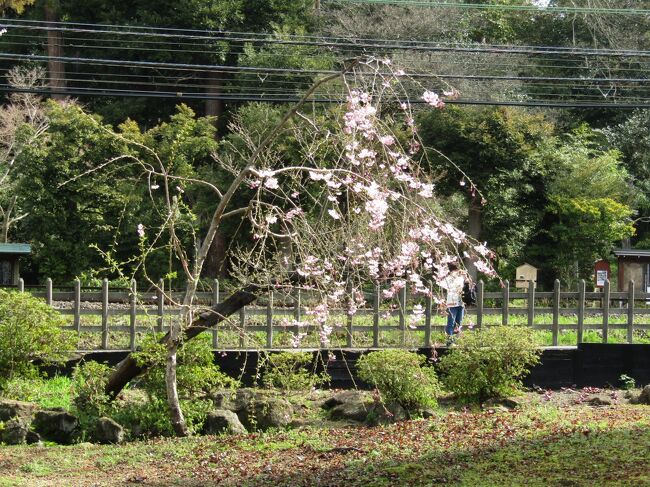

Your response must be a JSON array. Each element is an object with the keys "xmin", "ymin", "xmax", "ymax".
[
  {"xmin": 25, "ymin": 431, "xmax": 41, "ymax": 445},
  {"xmin": 366, "ymin": 401, "xmax": 408, "ymax": 426},
  {"xmin": 239, "ymin": 398, "xmax": 293, "ymax": 432},
  {"xmin": 211, "ymin": 388, "xmax": 268, "ymax": 412},
  {"xmin": 587, "ymin": 396, "xmax": 612, "ymax": 406},
  {"xmin": 203, "ymin": 410, "xmax": 247, "ymax": 435},
  {"xmin": 32, "ymin": 410, "xmax": 79, "ymax": 444},
  {"xmin": 322, "ymin": 390, "xmax": 369, "ymax": 410},
  {"xmin": 482, "ymin": 397, "xmax": 521, "ymax": 410},
  {"xmin": 0, "ymin": 400, "xmax": 38, "ymax": 422},
  {"xmin": 93, "ymin": 417, "xmax": 124, "ymax": 444},
  {"xmin": 638, "ymin": 385, "xmax": 650, "ymax": 405},
  {"xmin": 1, "ymin": 418, "xmax": 29, "ymax": 445},
  {"xmin": 329, "ymin": 400, "xmax": 372, "ymax": 422}
]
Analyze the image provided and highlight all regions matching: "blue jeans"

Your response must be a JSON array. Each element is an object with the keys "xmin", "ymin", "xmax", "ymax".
[{"xmin": 446, "ymin": 305, "xmax": 464, "ymax": 336}]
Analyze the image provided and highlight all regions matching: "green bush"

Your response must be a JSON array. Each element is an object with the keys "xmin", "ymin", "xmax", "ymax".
[
  {"xmin": 262, "ymin": 352, "xmax": 329, "ymax": 391},
  {"xmin": 72, "ymin": 361, "xmax": 113, "ymax": 421},
  {"xmin": 438, "ymin": 326, "xmax": 542, "ymax": 403},
  {"xmin": 357, "ymin": 349, "xmax": 440, "ymax": 410},
  {"xmin": 0, "ymin": 375, "xmax": 74, "ymax": 410},
  {"xmin": 0, "ymin": 290, "xmax": 76, "ymax": 385}
]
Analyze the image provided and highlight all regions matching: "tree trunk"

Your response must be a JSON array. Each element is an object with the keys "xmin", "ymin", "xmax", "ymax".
[
  {"xmin": 201, "ymin": 230, "xmax": 228, "ymax": 278},
  {"xmin": 105, "ymin": 285, "xmax": 258, "ymax": 399},
  {"xmin": 205, "ymin": 71, "xmax": 224, "ymax": 122},
  {"xmin": 166, "ymin": 326, "xmax": 188, "ymax": 436},
  {"xmin": 466, "ymin": 198, "xmax": 482, "ymax": 281},
  {"xmin": 44, "ymin": 1, "xmax": 66, "ymax": 99}
]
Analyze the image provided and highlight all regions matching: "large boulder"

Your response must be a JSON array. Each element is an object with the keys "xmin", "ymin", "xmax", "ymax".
[
  {"xmin": 1, "ymin": 418, "xmax": 29, "ymax": 445},
  {"xmin": 638, "ymin": 385, "xmax": 650, "ymax": 405},
  {"xmin": 0, "ymin": 400, "xmax": 37, "ymax": 422},
  {"xmin": 365, "ymin": 401, "xmax": 408, "ymax": 426},
  {"xmin": 203, "ymin": 410, "xmax": 247, "ymax": 435},
  {"xmin": 322, "ymin": 390, "xmax": 370, "ymax": 410},
  {"xmin": 93, "ymin": 417, "xmax": 124, "ymax": 444},
  {"xmin": 238, "ymin": 397, "xmax": 293, "ymax": 432},
  {"xmin": 211, "ymin": 388, "xmax": 268, "ymax": 413},
  {"xmin": 323, "ymin": 390, "xmax": 374, "ymax": 422},
  {"xmin": 32, "ymin": 410, "xmax": 79, "ymax": 444}
]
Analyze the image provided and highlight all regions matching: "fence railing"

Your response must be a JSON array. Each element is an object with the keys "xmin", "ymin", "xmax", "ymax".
[{"xmin": 6, "ymin": 277, "xmax": 650, "ymax": 350}]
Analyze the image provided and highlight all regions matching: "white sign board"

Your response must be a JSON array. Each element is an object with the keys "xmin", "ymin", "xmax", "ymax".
[{"xmin": 596, "ymin": 270, "xmax": 608, "ymax": 287}]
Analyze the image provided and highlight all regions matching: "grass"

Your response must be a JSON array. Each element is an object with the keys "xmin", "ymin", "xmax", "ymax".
[
  {"xmin": 0, "ymin": 400, "xmax": 648, "ymax": 486},
  {"xmin": 0, "ymin": 376, "xmax": 74, "ymax": 410}
]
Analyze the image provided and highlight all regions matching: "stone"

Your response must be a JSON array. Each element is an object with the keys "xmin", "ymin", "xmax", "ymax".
[
  {"xmin": 1, "ymin": 418, "xmax": 29, "ymax": 445},
  {"xmin": 211, "ymin": 388, "xmax": 268, "ymax": 412},
  {"xmin": 0, "ymin": 400, "xmax": 37, "ymax": 422},
  {"xmin": 203, "ymin": 410, "xmax": 247, "ymax": 435},
  {"xmin": 32, "ymin": 410, "xmax": 79, "ymax": 444},
  {"xmin": 587, "ymin": 396, "xmax": 612, "ymax": 406},
  {"xmin": 25, "ymin": 431, "xmax": 41, "ymax": 445},
  {"xmin": 482, "ymin": 397, "xmax": 521, "ymax": 410},
  {"xmin": 322, "ymin": 390, "xmax": 369, "ymax": 410},
  {"xmin": 366, "ymin": 401, "xmax": 408, "ymax": 426},
  {"xmin": 638, "ymin": 385, "xmax": 650, "ymax": 405},
  {"xmin": 93, "ymin": 417, "xmax": 124, "ymax": 444},
  {"xmin": 239, "ymin": 397, "xmax": 293, "ymax": 432},
  {"xmin": 329, "ymin": 400, "xmax": 372, "ymax": 422}
]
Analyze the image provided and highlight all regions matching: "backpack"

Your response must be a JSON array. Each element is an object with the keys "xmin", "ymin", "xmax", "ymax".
[{"xmin": 462, "ymin": 281, "xmax": 477, "ymax": 306}]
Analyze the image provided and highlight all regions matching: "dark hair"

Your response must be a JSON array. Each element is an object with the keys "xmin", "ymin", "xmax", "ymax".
[{"xmin": 448, "ymin": 262, "xmax": 459, "ymax": 272}]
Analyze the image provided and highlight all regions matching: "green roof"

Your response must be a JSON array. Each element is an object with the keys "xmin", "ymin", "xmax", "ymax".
[{"xmin": 0, "ymin": 243, "xmax": 31, "ymax": 255}]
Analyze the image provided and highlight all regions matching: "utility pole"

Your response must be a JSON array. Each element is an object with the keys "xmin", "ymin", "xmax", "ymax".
[{"xmin": 315, "ymin": 0, "xmax": 320, "ymax": 10}]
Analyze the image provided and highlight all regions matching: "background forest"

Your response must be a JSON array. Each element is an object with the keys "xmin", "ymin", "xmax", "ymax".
[{"xmin": 1, "ymin": 0, "xmax": 649, "ymax": 290}]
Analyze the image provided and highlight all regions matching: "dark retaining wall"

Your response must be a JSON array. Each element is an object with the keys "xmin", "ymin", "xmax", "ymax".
[{"xmin": 58, "ymin": 343, "xmax": 650, "ymax": 390}]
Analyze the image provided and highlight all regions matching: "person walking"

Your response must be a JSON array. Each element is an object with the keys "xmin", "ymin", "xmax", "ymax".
[{"xmin": 440, "ymin": 262, "xmax": 467, "ymax": 345}]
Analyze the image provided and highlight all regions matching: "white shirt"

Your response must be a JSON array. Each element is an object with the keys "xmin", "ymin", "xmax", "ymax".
[{"xmin": 440, "ymin": 272, "xmax": 465, "ymax": 307}]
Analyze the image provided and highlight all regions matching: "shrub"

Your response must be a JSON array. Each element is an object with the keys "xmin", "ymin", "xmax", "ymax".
[
  {"xmin": 438, "ymin": 326, "xmax": 542, "ymax": 403},
  {"xmin": 72, "ymin": 361, "xmax": 113, "ymax": 420},
  {"xmin": 262, "ymin": 352, "xmax": 329, "ymax": 391},
  {"xmin": 0, "ymin": 290, "xmax": 76, "ymax": 385},
  {"xmin": 0, "ymin": 375, "xmax": 74, "ymax": 410},
  {"xmin": 356, "ymin": 349, "xmax": 440, "ymax": 410}
]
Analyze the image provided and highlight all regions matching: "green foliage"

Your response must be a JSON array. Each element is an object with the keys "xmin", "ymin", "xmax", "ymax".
[
  {"xmin": 357, "ymin": 349, "xmax": 440, "ymax": 410},
  {"xmin": 0, "ymin": 290, "xmax": 75, "ymax": 385},
  {"xmin": 0, "ymin": 375, "xmax": 73, "ymax": 410},
  {"xmin": 128, "ymin": 334, "xmax": 238, "ymax": 436},
  {"xmin": 261, "ymin": 352, "xmax": 329, "ymax": 391},
  {"xmin": 438, "ymin": 326, "xmax": 541, "ymax": 403},
  {"xmin": 71, "ymin": 361, "xmax": 113, "ymax": 420},
  {"xmin": 619, "ymin": 374, "xmax": 636, "ymax": 391}
]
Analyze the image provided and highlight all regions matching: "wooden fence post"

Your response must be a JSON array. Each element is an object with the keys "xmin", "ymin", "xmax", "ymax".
[
  {"xmin": 476, "ymin": 280, "xmax": 484, "ymax": 329},
  {"xmin": 577, "ymin": 280, "xmax": 585, "ymax": 344},
  {"xmin": 73, "ymin": 278, "xmax": 81, "ymax": 334},
  {"xmin": 266, "ymin": 291, "xmax": 274, "ymax": 348},
  {"xmin": 527, "ymin": 280, "xmax": 535, "ymax": 329},
  {"xmin": 502, "ymin": 279, "xmax": 509, "ymax": 325},
  {"xmin": 239, "ymin": 306, "xmax": 246, "ymax": 348},
  {"xmin": 424, "ymin": 281, "xmax": 432, "ymax": 347},
  {"xmin": 627, "ymin": 280, "xmax": 635, "ymax": 344},
  {"xmin": 399, "ymin": 284, "xmax": 407, "ymax": 346},
  {"xmin": 212, "ymin": 279, "xmax": 219, "ymax": 348},
  {"xmin": 373, "ymin": 283, "xmax": 380, "ymax": 348},
  {"xmin": 293, "ymin": 288, "xmax": 301, "ymax": 339},
  {"xmin": 156, "ymin": 279, "xmax": 164, "ymax": 333},
  {"xmin": 45, "ymin": 277, "xmax": 52, "ymax": 306},
  {"xmin": 552, "ymin": 279, "xmax": 560, "ymax": 346},
  {"xmin": 101, "ymin": 278, "xmax": 109, "ymax": 349},
  {"xmin": 18, "ymin": 278, "xmax": 24, "ymax": 292},
  {"xmin": 602, "ymin": 279, "xmax": 610, "ymax": 343},
  {"xmin": 129, "ymin": 279, "xmax": 137, "ymax": 351}
]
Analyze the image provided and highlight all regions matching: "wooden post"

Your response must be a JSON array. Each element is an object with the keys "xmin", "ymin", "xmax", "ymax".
[
  {"xmin": 627, "ymin": 280, "xmax": 635, "ymax": 344},
  {"xmin": 602, "ymin": 279, "xmax": 610, "ymax": 343},
  {"xmin": 577, "ymin": 279, "xmax": 585, "ymax": 344},
  {"xmin": 552, "ymin": 279, "xmax": 560, "ymax": 346},
  {"xmin": 156, "ymin": 278, "xmax": 164, "ymax": 333},
  {"xmin": 476, "ymin": 280, "xmax": 484, "ymax": 329},
  {"xmin": 424, "ymin": 281, "xmax": 432, "ymax": 347},
  {"xmin": 45, "ymin": 277, "xmax": 52, "ymax": 306},
  {"xmin": 399, "ymin": 284, "xmax": 406, "ymax": 346},
  {"xmin": 293, "ymin": 288, "xmax": 301, "ymax": 339},
  {"xmin": 527, "ymin": 280, "xmax": 535, "ymax": 329},
  {"xmin": 502, "ymin": 279, "xmax": 509, "ymax": 325},
  {"xmin": 212, "ymin": 279, "xmax": 219, "ymax": 348},
  {"xmin": 73, "ymin": 278, "xmax": 81, "ymax": 334},
  {"xmin": 101, "ymin": 278, "xmax": 109, "ymax": 349},
  {"xmin": 18, "ymin": 278, "xmax": 24, "ymax": 292},
  {"xmin": 346, "ymin": 282, "xmax": 353, "ymax": 348},
  {"xmin": 129, "ymin": 279, "xmax": 137, "ymax": 351},
  {"xmin": 266, "ymin": 291, "xmax": 274, "ymax": 348},
  {"xmin": 239, "ymin": 306, "xmax": 246, "ymax": 348},
  {"xmin": 373, "ymin": 283, "xmax": 380, "ymax": 348}
]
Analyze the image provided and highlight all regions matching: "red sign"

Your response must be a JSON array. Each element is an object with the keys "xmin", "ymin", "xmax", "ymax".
[{"xmin": 594, "ymin": 259, "xmax": 611, "ymax": 288}]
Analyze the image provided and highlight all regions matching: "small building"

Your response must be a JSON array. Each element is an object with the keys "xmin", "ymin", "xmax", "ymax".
[
  {"xmin": 613, "ymin": 249, "xmax": 650, "ymax": 293},
  {"xmin": 0, "ymin": 243, "xmax": 31, "ymax": 286},
  {"xmin": 515, "ymin": 263, "xmax": 537, "ymax": 289}
]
